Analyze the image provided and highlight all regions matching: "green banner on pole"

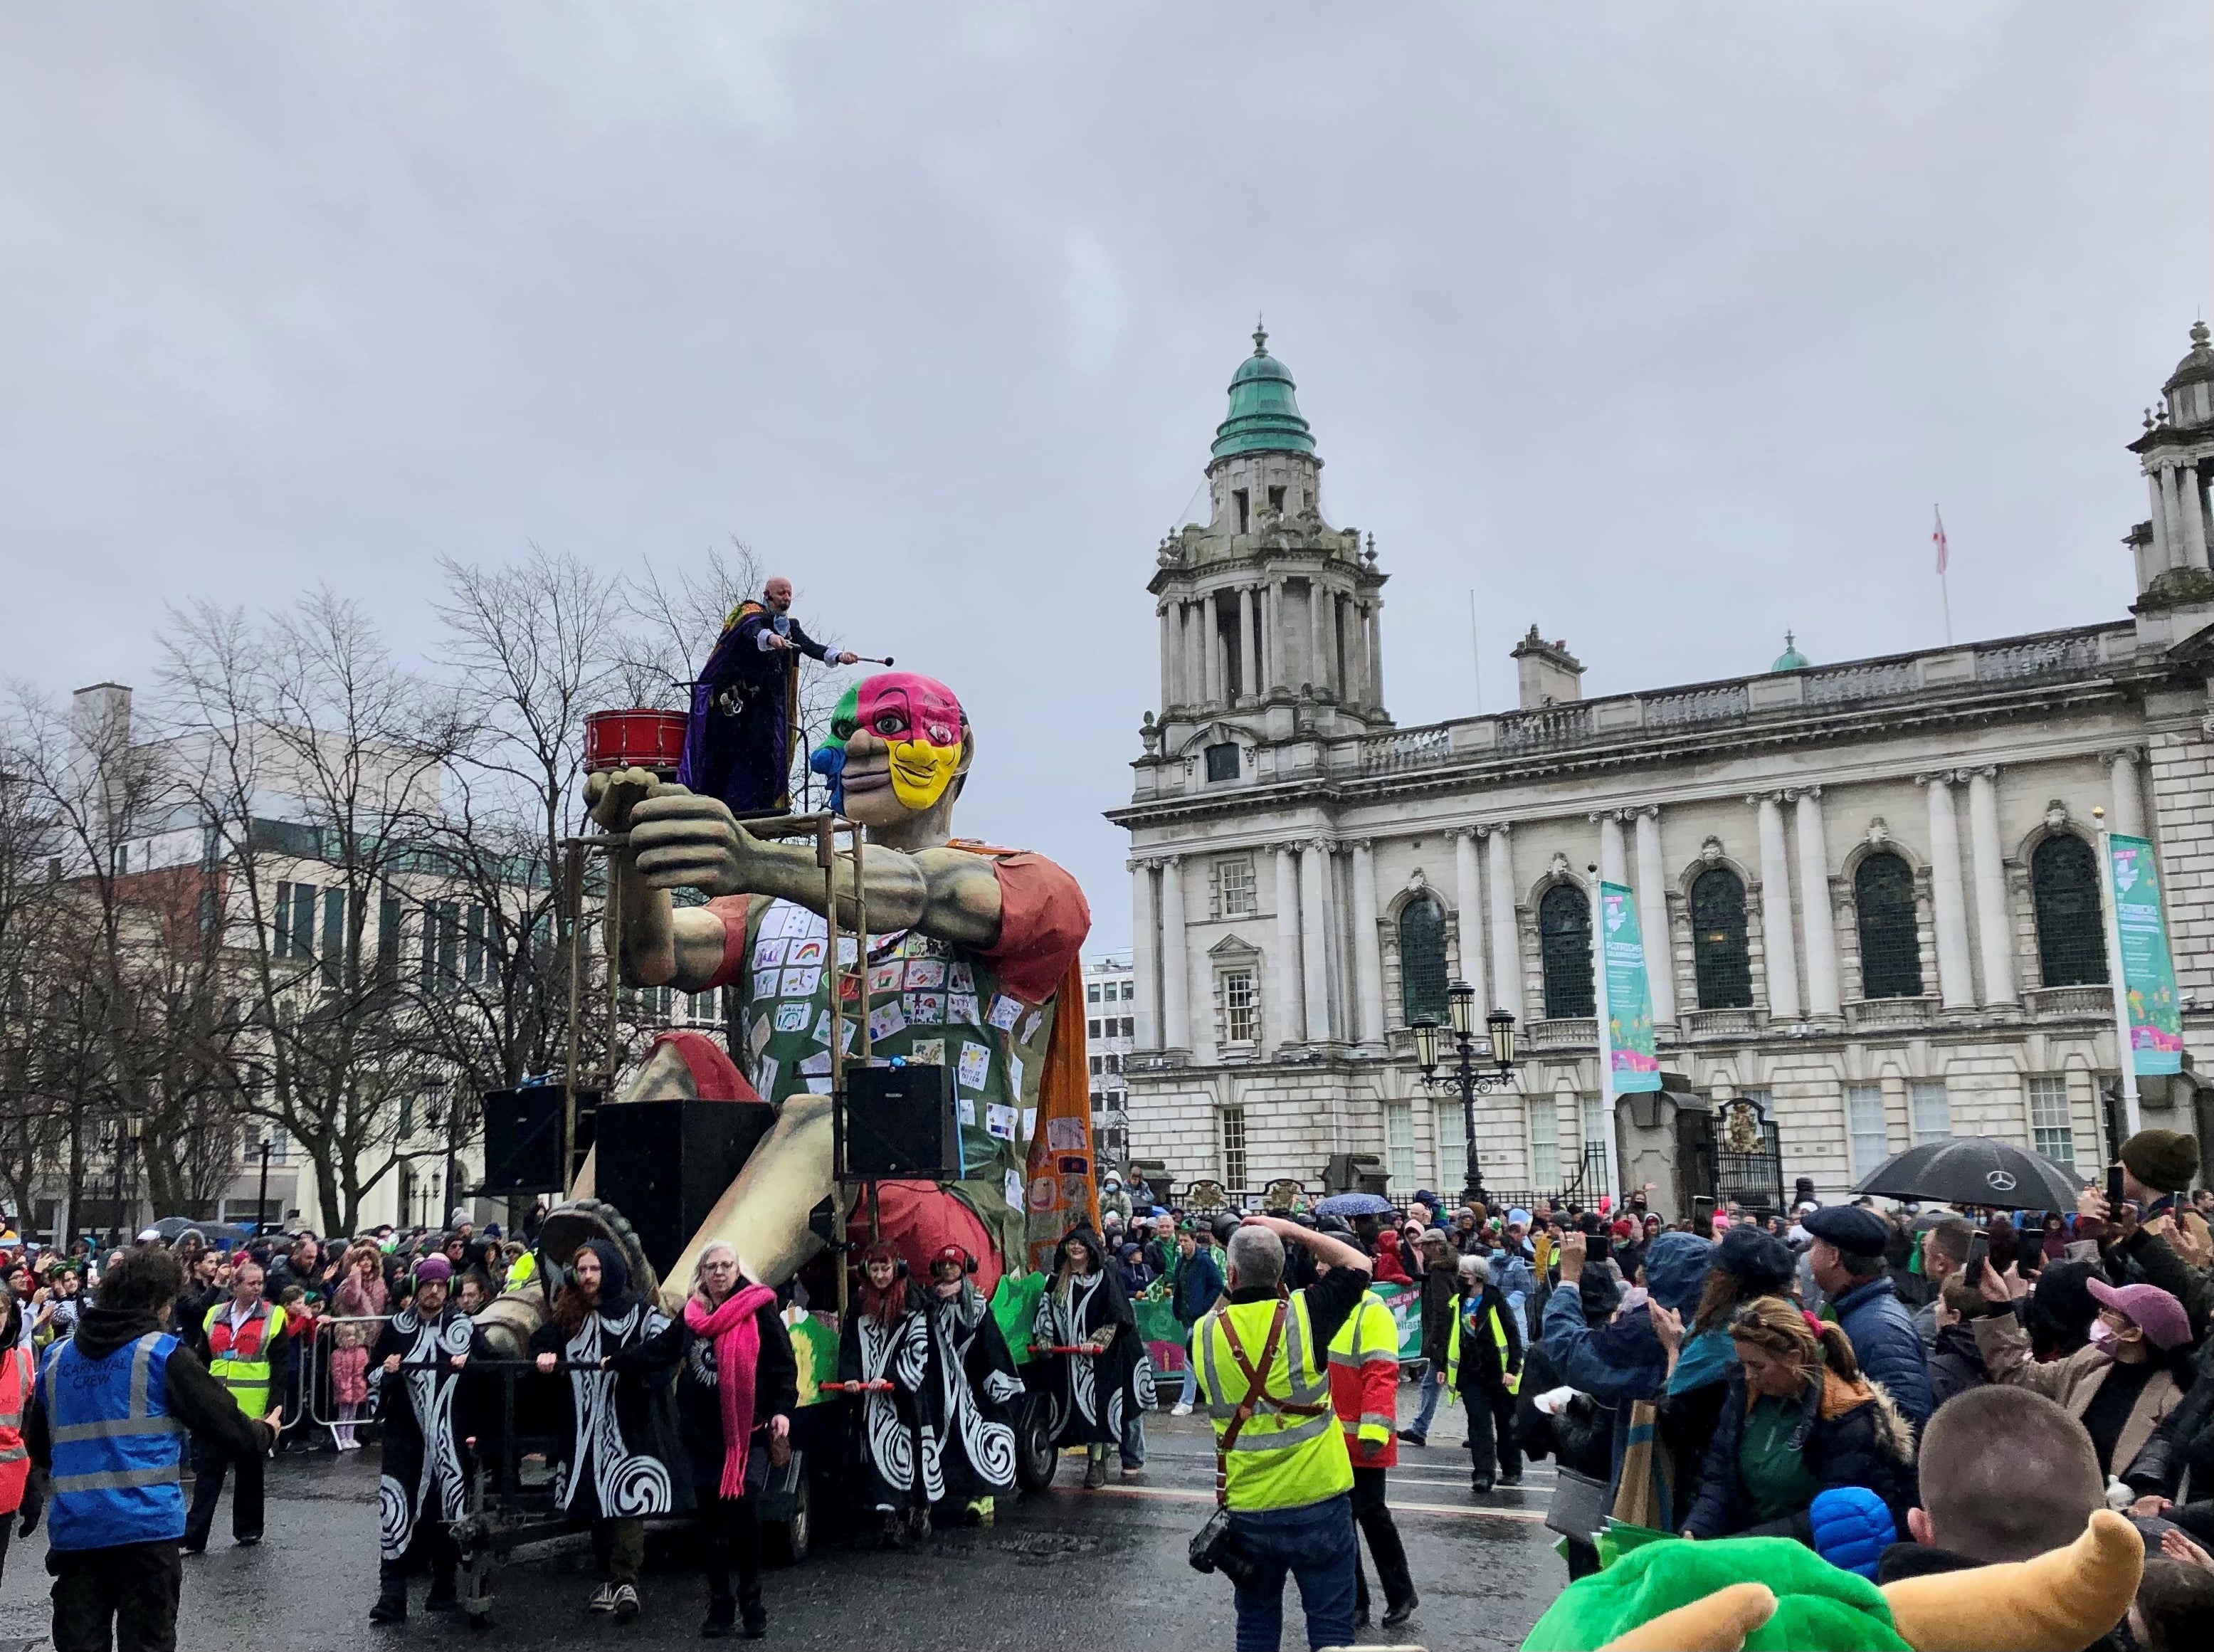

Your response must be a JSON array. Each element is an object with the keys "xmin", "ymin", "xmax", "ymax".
[
  {"xmin": 2109, "ymin": 834, "xmax": 2183, "ymax": 1075},
  {"xmin": 1599, "ymin": 880, "xmax": 1662, "ymax": 1094}
]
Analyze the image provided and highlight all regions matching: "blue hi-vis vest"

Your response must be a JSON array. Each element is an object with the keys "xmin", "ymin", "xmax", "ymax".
[{"xmin": 41, "ymin": 1332, "xmax": 187, "ymax": 1552}]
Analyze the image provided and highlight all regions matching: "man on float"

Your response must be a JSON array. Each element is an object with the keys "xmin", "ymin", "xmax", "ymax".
[
  {"xmin": 677, "ymin": 576, "xmax": 860, "ymax": 815},
  {"xmin": 590, "ymin": 668, "xmax": 1090, "ymax": 1293}
]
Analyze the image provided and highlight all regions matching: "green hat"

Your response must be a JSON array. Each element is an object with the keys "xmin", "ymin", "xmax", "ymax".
[{"xmin": 2120, "ymin": 1129, "xmax": 2199, "ymax": 1194}]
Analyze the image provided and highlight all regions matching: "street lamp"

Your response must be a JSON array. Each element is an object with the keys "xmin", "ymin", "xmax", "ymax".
[
  {"xmin": 1412, "ymin": 982, "xmax": 1521, "ymax": 1209},
  {"xmin": 421, "ymin": 1073, "xmax": 455, "ymax": 1229}
]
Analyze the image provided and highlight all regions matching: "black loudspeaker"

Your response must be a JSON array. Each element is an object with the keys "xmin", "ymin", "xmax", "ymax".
[
  {"xmin": 595, "ymin": 1100, "xmax": 779, "ymax": 1275},
  {"xmin": 842, "ymin": 1066, "xmax": 956, "ymax": 1180},
  {"xmin": 480, "ymin": 1088, "xmax": 601, "ymax": 1195}
]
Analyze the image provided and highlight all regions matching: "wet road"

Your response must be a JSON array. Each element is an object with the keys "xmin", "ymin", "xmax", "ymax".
[{"xmin": 0, "ymin": 1391, "xmax": 1564, "ymax": 1651}]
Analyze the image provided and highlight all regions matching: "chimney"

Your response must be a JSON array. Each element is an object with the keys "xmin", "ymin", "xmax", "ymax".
[
  {"xmin": 1509, "ymin": 627, "xmax": 1584, "ymax": 709},
  {"xmin": 70, "ymin": 683, "xmax": 134, "ymax": 758}
]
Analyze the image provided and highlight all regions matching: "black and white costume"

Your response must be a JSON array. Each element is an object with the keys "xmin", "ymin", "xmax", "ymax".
[
  {"xmin": 924, "ymin": 1280, "xmax": 1021, "ymax": 1505},
  {"xmin": 1035, "ymin": 1228, "xmax": 1154, "ymax": 1451},
  {"xmin": 838, "ymin": 1283, "xmax": 937, "ymax": 1513},
  {"xmin": 370, "ymin": 1303, "xmax": 480, "ymax": 1564},
  {"xmin": 527, "ymin": 1251, "xmax": 689, "ymax": 1522}
]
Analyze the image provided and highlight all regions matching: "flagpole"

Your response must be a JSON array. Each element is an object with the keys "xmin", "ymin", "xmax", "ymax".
[
  {"xmin": 2092, "ymin": 807, "xmax": 2143, "ymax": 1138},
  {"xmin": 1934, "ymin": 505, "xmax": 1953, "ymax": 646}
]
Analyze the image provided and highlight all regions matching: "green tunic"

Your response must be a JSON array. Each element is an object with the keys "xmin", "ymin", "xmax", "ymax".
[
  {"xmin": 1737, "ymin": 1392, "xmax": 1818, "ymax": 1525},
  {"xmin": 731, "ymin": 898, "xmax": 1059, "ymax": 1267}
]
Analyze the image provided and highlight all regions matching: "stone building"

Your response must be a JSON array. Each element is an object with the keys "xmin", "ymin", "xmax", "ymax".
[{"xmin": 1109, "ymin": 323, "xmax": 2214, "ymax": 1212}]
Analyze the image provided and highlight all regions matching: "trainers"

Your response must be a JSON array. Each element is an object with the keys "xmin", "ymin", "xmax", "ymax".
[
  {"xmin": 1499, "ymin": 1469, "xmax": 1524, "ymax": 1486},
  {"xmin": 613, "ymin": 1583, "xmax": 641, "ymax": 1621},
  {"xmin": 1396, "ymin": 1429, "xmax": 1428, "ymax": 1447},
  {"xmin": 1169, "ymin": 1401, "xmax": 1193, "ymax": 1417},
  {"xmin": 1082, "ymin": 1456, "xmax": 1108, "ymax": 1490},
  {"xmin": 1383, "ymin": 1594, "xmax": 1420, "ymax": 1630},
  {"xmin": 589, "ymin": 1583, "xmax": 622, "ymax": 1614},
  {"xmin": 1472, "ymin": 1474, "xmax": 1495, "ymax": 1495},
  {"xmin": 1119, "ymin": 1463, "xmax": 1144, "ymax": 1479}
]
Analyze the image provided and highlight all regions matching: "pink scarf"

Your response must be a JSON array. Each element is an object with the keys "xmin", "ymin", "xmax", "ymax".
[{"xmin": 685, "ymin": 1284, "xmax": 777, "ymax": 1498}]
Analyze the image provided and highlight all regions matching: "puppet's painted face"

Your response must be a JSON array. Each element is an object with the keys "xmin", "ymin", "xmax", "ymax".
[{"xmin": 814, "ymin": 672, "xmax": 966, "ymax": 821}]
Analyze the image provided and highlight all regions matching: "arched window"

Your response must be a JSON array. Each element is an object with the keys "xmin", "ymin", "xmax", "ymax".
[
  {"xmin": 1855, "ymin": 853, "xmax": 1923, "ymax": 999},
  {"xmin": 1690, "ymin": 868, "xmax": 1752, "ymax": 1009},
  {"xmin": 1539, "ymin": 884, "xmax": 1594, "ymax": 1019},
  {"xmin": 2031, "ymin": 835, "xmax": 2108, "ymax": 988},
  {"xmin": 1398, "ymin": 895, "xmax": 1449, "ymax": 1026}
]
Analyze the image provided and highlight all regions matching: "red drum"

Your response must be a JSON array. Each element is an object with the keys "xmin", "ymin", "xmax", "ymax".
[{"xmin": 584, "ymin": 708, "xmax": 690, "ymax": 777}]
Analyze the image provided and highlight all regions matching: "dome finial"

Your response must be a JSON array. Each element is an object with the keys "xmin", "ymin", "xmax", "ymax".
[
  {"xmin": 1771, "ymin": 631, "xmax": 1811, "ymax": 673},
  {"xmin": 2193, "ymin": 317, "xmax": 2210, "ymax": 349},
  {"xmin": 1253, "ymin": 315, "xmax": 1268, "ymax": 357}
]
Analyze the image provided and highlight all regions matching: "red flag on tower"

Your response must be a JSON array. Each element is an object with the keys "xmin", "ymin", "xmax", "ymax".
[{"xmin": 1932, "ymin": 505, "xmax": 1949, "ymax": 573}]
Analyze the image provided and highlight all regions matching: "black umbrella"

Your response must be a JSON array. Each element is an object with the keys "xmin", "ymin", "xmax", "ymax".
[{"xmin": 1852, "ymin": 1137, "xmax": 2084, "ymax": 1211}]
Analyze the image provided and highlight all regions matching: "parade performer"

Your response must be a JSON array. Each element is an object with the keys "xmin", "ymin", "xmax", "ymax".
[
  {"xmin": 1317, "ymin": 1238, "xmax": 1418, "ymax": 1631},
  {"xmin": 591, "ymin": 668, "xmax": 1093, "ymax": 1292},
  {"xmin": 183, "ymin": 1256, "xmax": 288, "ymax": 1553},
  {"xmin": 678, "ymin": 575, "xmax": 859, "ymax": 816},
  {"xmin": 529, "ymin": 1238, "xmax": 687, "ymax": 1621},
  {"xmin": 922, "ymin": 1243, "xmax": 1021, "ymax": 1523},
  {"xmin": 839, "ymin": 1243, "xmax": 937, "ymax": 1545},
  {"xmin": 678, "ymin": 1241, "xmax": 794, "ymax": 1641},
  {"xmin": 1034, "ymin": 1226, "xmax": 1151, "ymax": 1488},
  {"xmin": 367, "ymin": 1256, "xmax": 483, "ymax": 1626},
  {"xmin": 27, "ymin": 1246, "xmax": 280, "ymax": 1652}
]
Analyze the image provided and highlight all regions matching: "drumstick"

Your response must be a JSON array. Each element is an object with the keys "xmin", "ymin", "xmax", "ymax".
[{"xmin": 853, "ymin": 655, "xmax": 895, "ymax": 666}]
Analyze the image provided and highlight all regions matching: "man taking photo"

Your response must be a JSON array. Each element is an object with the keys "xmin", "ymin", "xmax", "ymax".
[{"xmin": 1193, "ymin": 1213, "xmax": 1372, "ymax": 1652}]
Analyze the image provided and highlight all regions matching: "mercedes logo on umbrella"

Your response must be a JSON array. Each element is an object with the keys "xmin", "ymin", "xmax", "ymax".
[{"xmin": 1986, "ymin": 1169, "xmax": 2018, "ymax": 1192}]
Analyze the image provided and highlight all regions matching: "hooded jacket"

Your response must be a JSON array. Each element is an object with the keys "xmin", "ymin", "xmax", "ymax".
[{"xmin": 25, "ymin": 1302, "xmax": 274, "ymax": 1535}]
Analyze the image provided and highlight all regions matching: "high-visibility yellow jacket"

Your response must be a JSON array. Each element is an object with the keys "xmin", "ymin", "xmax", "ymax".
[
  {"xmin": 1445, "ymin": 1288, "xmax": 1522, "ymax": 1395},
  {"xmin": 1195, "ymin": 1291, "xmax": 1354, "ymax": 1512},
  {"xmin": 203, "ymin": 1300, "xmax": 287, "ymax": 1419}
]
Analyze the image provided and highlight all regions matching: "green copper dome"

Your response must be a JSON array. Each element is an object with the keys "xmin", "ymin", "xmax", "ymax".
[
  {"xmin": 1211, "ymin": 325, "xmax": 1316, "ymax": 459},
  {"xmin": 1771, "ymin": 630, "xmax": 1810, "ymax": 672}
]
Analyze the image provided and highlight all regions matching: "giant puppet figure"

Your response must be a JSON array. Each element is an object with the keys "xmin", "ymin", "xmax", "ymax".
[{"xmin": 588, "ymin": 670, "xmax": 1092, "ymax": 1293}]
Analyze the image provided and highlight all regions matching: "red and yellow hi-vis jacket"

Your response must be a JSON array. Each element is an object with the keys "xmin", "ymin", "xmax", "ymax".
[{"xmin": 1326, "ymin": 1290, "xmax": 1400, "ymax": 1469}]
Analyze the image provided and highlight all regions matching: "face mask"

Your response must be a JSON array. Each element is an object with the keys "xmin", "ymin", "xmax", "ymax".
[{"xmin": 2089, "ymin": 1318, "xmax": 2119, "ymax": 1353}]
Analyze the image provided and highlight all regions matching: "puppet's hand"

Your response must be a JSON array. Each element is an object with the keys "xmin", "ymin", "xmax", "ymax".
[
  {"xmin": 585, "ymin": 767, "xmax": 661, "ymax": 834},
  {"xmin": 631, "ymin": 786, "xmax": 764, "ymax": 898}
]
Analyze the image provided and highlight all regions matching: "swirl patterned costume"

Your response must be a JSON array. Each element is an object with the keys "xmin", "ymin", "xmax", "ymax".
[
  {"xmin": 1035, "ymin": 1227, "xmax": 1153, "ymax": 1483},
  {"xmin": 368, "ymin": 1293, "xmax": 485, "ymax": 1619},
  {"xmin": 924, "ymin": 1275, "xmax": 1022, "ymax": 1508},
  {"xmin": 527, "ymin": 1240, "xmax": 689, "ymax": 1604},
  {"xmin": 838, "ymin": 1274, "xmax": 939, "ymax": 1522}
]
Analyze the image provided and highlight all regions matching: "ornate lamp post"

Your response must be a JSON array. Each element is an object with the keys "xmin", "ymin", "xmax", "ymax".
[{"xmin": 1412, "ymin": 982, "xmax": 1519, "ymax": 1209}]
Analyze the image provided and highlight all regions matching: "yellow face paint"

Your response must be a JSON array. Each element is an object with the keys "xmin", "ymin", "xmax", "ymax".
[
  {"xmin": 854, "ymin": 674, "xmax": 966, "ymax": 813},
  {"xmin": 887, "ymin": 735, "xmax": 962, "ymax": 810}
]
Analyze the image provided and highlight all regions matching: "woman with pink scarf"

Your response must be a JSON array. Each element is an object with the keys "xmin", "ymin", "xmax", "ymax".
[{"xmin": 678, "ymin": 1242, "xmax": 796, "ymax": 1640}]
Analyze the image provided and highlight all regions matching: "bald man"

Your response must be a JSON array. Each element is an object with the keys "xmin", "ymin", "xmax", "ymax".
[{"xmin": 678, "ymin": 577, "xmax": 858, "ymax": 814}]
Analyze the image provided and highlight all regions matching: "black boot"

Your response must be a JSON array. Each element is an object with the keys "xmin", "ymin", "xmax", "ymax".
[
  {"xmin": 739, "ymin": 1588, "xmax": 767, "ymax": 1641},
  {"xmin": 426, "ymin": 1567, "xmax": 459, "ymax": 1613},
  {"xmin": 369, "ymin": 1594, "xmax": 407, "ymax": 1626},
  {"xmin": 702, "ymin": 1594, "xmax": 737, "ymax": 1638}
]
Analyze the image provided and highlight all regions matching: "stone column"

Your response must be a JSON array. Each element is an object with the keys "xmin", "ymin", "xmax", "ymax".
[
  {"xmin": 1238, "ymin": 586, "xmax": 1259, "ymax": 705},
  {"xmin": 1453, "ymin": 829, "xmax": 1488, "ymax": 1011},
  {"xmin": 1921, "ymin": 772, "xmax": 1975, "ymax": 1010},
  {"xmin": 1348, "ymin": 602, "xmax": 1369, "ymax": 709},
  {"xmin": 1307, "ymin": 583, "xmax": 1329, "ymax": 695},
  {"xmin": 1156, "ymin": 606, "xmax": 1176, "ymax": 710},
  {"xmin": 1183, "ymin": 602, "xmax": 1205, "ymax": 709},
  {"xmin": 1159, "ymin": 855, "xmax": 1190, "ymax": 1051},
  {"xmin": 2149, "ymin": 470, "xmax": 2176, "ymax": 569},
  {"xmin": 1300, "ymin": 838, "xmax": 1334, "ymax": 1040},
  {"xmin": 1595, "ymin": 811, "xmax": 1628, "ymax": 886},
  {"xmin": 1966, "ymin": 767, "xmax": 2016, "ymax": 1006},
  {"xmin": 2161, "ymin": 468, "xmax": 2186, "ymax": 569},
  {"xmin": 1265, "ymin": 582, "xmax": 1286, "ymax": 690},
  {"xmin": 1633, "ymin": 807, "xmax": 1675, "ymax": 1024},
  {"xmin": 1129, "ymin": 859, "xmax": 1159, "ymax": 1049},
  {"xmin": 1366, "ymin": 604, "xmax": 1383, "ymax": 708},
  {"xmin": 1274, "ymin": 845, "xmax": 1305, "ymax": 1046},
  {"xmin": 2182, "ymin": 463, "xmax": 2212, "ymax": 571},
  {"xmin": 1349, "ymin": 840, "xmax": 1385, "ymax": 1046},
  {"xmin": 1484, "ymin": 824, "xmax": 1522, "ymax": 1017},
  {"xmin": 1206, "ymin": 592, "xmax": 1228, "ymax": 707},
  {"xmin": 1754, "ymin": 794, "xmax": 1802, "ymax": 1019},
  {"xmin": 2108, "ymin": 748, "xmax": 2147, "ymax": 839},
  {"xmin": 1793, "ymin": 789, "xmax": 1840, "ymax": 1016}
]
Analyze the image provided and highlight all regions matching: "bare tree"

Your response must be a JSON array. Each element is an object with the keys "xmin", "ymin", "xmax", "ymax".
[{"xmin": 159, "ymin": 591, "xmax": 466, "ymax": 1236}]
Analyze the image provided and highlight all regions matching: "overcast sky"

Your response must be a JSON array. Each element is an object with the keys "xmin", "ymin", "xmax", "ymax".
[{"xmin": 4, "ymin": 4, "xmax": 2208, "ymax": 952}]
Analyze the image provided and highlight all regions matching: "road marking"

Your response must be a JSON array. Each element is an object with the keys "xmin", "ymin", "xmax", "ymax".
[{"xmin": 1077, "ymin": 1483, "xmax": 1549, "ymax": 1523}]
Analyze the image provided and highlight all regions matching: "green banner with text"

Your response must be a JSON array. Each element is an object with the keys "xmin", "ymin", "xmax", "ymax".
[
  {"xmin": 1599, "ymin": 880, "xmax": 1661, "ymax": 1094},
  {"xmin": 2108, "ymin": 833, "xmax": 2183, "ymax": 1075}
]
